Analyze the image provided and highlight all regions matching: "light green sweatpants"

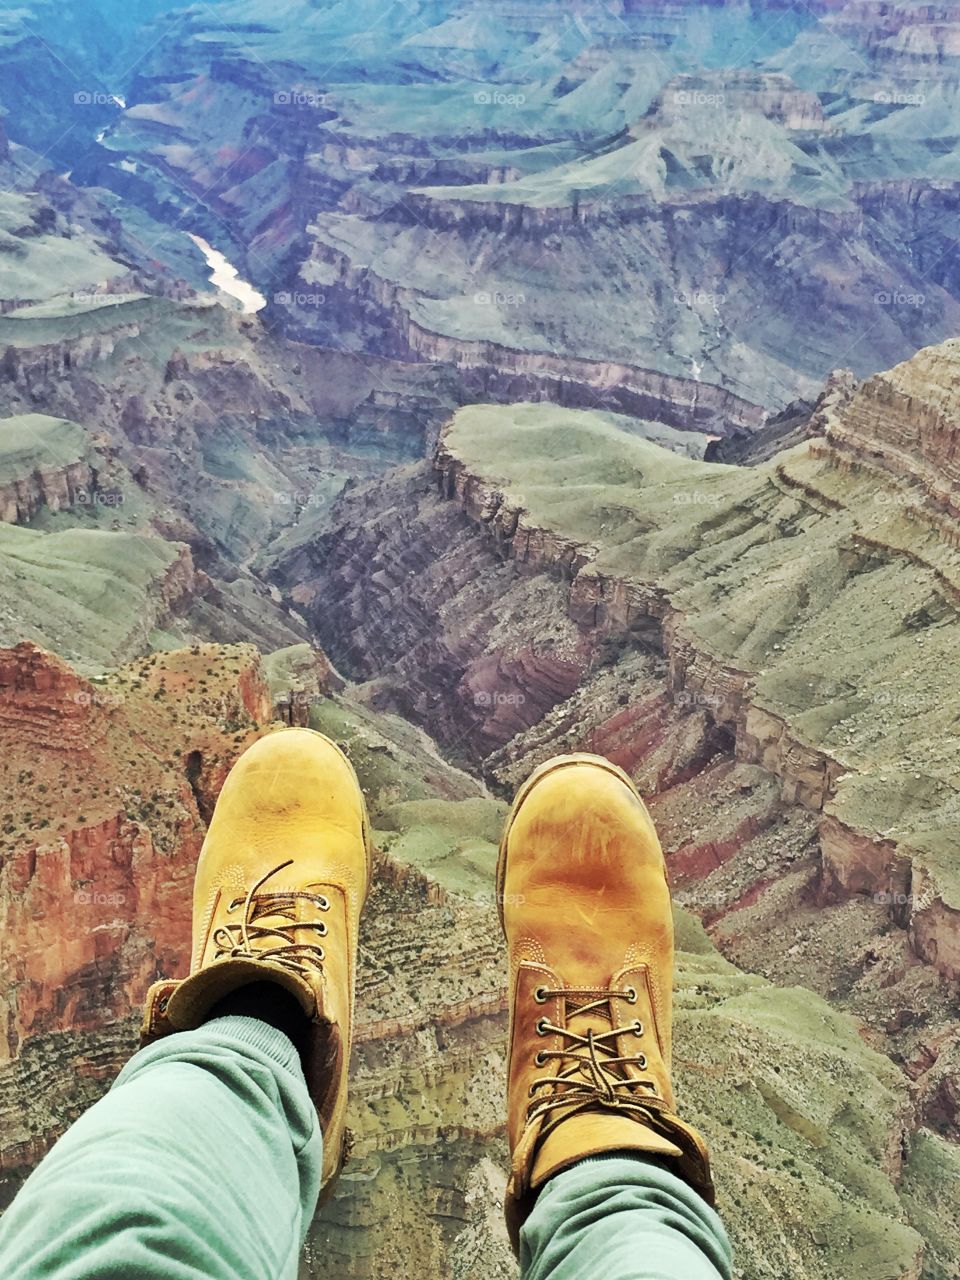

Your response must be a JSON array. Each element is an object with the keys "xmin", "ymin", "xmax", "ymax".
[{"xmin": 0, "ymin": 1018, "xmax": 732, "ymax": 1280}]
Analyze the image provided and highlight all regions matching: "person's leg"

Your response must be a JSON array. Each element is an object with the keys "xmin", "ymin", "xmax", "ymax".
[
  {"xmin": 0, "ymin": 1015, "xmax": 321, "ymax": 1280},
  {"xmin": 0, "ymin": 728, "xmax": 372, "ymax": 1280},
  {"xmin": 520, "ymin": 1155, "xmax": 733, "ymax": 1280}
]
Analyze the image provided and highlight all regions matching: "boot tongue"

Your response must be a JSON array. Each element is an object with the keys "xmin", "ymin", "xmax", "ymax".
[
  {"xmin": 250, "ymin": 892, "xmax": 298, "ymax": 925},
  {"xmin": 564, "ymin": 996, "xmax": 614, "ymax": 1039},
  {"xmin": 560, "ymin": 995, "xmax": 623, "ymax": 1093}
]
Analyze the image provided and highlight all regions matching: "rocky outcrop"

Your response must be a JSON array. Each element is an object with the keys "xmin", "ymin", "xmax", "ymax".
[
  {"xmin": 157, "ymin": 544, "xmax": 197, "ymax": 616},
  {"xmin": 0, "ymin": 317, "xmax": 145, "ymax": 385},
  {"xmin": 909, "ymin": 865, "xmax": 960, "ymax": 982},
  {"xmin": 0, "ymin": 643, "xmax": 274, "ymax": 1056},
  {"xmin": 706, "ymin": 370, "xmax": 859, "ymax": 466},
  {"xmin": 818, "ymin": 338, "xmax": 960, "ymax": 523},
  {"xmin": 817, "ymin": 813, "xmax": 910, "ymax": 907},
  {"xmin": 274, "ymin": 646, "xmax": 346, "ymax": 726},
  {"xmin": 0, "ymin": 458, "xmax": 93, "ymax": 524},
  {"xmin": 436, "ymin": 432, "xmax": 853, "ymax": 810},
  {"xmin": 277, "ymin": 461, "xmax": 591, "ymax": 758},
  {"xmin": 429, "ymin": 385, "xmax": 960, "ymax": 991},
  {"xmin": 0, "ymin": 642, "xmax": 95, "ymax": 748}
]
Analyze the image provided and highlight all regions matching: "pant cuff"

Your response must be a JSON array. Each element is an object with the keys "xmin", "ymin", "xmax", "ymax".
[{"xmin": 200, "ymin": 1015, "xmax": 302, "ymax": 1073}]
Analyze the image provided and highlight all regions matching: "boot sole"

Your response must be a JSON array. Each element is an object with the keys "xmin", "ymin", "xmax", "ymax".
[{"xmin": 495, "ymin": 752, "xmax": 652, "ymax": 936}]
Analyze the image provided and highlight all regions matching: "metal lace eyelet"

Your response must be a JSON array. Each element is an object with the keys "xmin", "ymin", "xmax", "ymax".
[
  {"xmin": 316, "ymin": 946, "xmax": 325, "ymax": 960},
  {"xmin": 625, "ymin": 986, "xmax": 638, "ymax": 1004},
  {"xmin": 317, "ymin": 922, "xmax": 327, "ymax": 936},
  {"xmin": 227, "ymin": 899, "xmax": 241, "ymax": 912},
  {"xmin": 637, "ymin": 1053, "xmax": 647, "ymax": 1069},
  {"xmin": 528, "ymin": 1083, "xmax": 538, "ymax": 1096},
  {"xmin": 631, "ymin": 1020, "xmax": 644, "ymax": 1036},
  {"xmin": 318, "ymin": 896, "xmax": 330, "ymax": 911},
  {"xmin": 533, "ymin": 985, "xmax": 548, "ymax": 1004},
  {"xmin": 535, "ymin": 1050, "xmax": 548, "ymax": 1066},
  {"xmin": 535, "ymin": 1017, "xmax": 549, "ymax": 1036}
]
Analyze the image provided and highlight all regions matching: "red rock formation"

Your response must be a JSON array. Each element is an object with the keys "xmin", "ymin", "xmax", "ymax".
[
  {"xmin": 0, "ymin": 643, "xmax": 272, "ymax": 1060},
  {"xmin": 0, "ymin": 642, "xmax": 95, "ymax": 748}
]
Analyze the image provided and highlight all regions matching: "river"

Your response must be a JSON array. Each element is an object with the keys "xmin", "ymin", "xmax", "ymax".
[{"xmin": 187, "ymin": 233, "xmax": 267, "ymax": 314}]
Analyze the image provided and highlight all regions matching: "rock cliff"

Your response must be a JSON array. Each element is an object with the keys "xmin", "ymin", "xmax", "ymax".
[
  {"xmin": 428, "ymin": 395, "xmax": 960, "ymax": 986},
  {"xmin": 1, "ymin": 5, "xmax": 959, "ymax": 1276},
  {"xmin": 0, "ymin": 642, "xmax": 272, "ymax": 1058},
  {"xmin": 0, "ymin": 415, "xmax": 94, "ymax": 524}
]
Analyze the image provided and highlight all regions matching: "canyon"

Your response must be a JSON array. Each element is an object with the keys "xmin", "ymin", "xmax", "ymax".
[
  {"xmin": 0, "ymin": 3, "xmax": 958, "ymax": 1279},
  {"xmin": 63, "ymin": 0, "xmax": 960, "ymax": 415}
]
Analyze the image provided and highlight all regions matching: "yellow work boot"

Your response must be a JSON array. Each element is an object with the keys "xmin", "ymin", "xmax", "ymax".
[
  {"xmin": 498, "ymin": 753, "xmax": 714, "ymax": 1253},
  {"xmin": 141, "ymin": 727, "xmax": 372, "ymax": 1197}
]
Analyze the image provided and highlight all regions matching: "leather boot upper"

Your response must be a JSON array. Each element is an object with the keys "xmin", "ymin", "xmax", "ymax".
[
  {"xmin": 142, "ymin": 727, "xmax": 372, "ymax": 1193},
  {"xmin": 498, "ymin": 753, "xmax": 714, "ymax": 1252}
]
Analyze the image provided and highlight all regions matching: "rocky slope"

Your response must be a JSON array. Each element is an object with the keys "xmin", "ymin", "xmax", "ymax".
[
  {"xmin": 0, "ymin": 282, "xmax": 472, "ymax": 663},
  {"xmin": 427, "ymin": 379, "xmax": 960, "ymax": 987},
  {"xmin": 0, "ymin": 377, "xmax": 957, "ymax": 1275},
  {"xmin": 1, "ymin": 641, "xmax": 957, "ymax": 1280}
]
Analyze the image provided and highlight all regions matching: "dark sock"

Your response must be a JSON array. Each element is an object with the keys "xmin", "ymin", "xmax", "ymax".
[{"xmin": 206, "ymin": 982, "xmax": 310, "ymax": 1059}]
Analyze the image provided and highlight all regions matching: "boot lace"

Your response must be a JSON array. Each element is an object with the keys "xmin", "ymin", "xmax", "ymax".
[
  {"xmin": 212, "ymin": 859, "xmax": 329, "ymax": 978},
  {"xmin": 528, "ymin": 985, "xmax": 664, "ymax": 1125}
]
